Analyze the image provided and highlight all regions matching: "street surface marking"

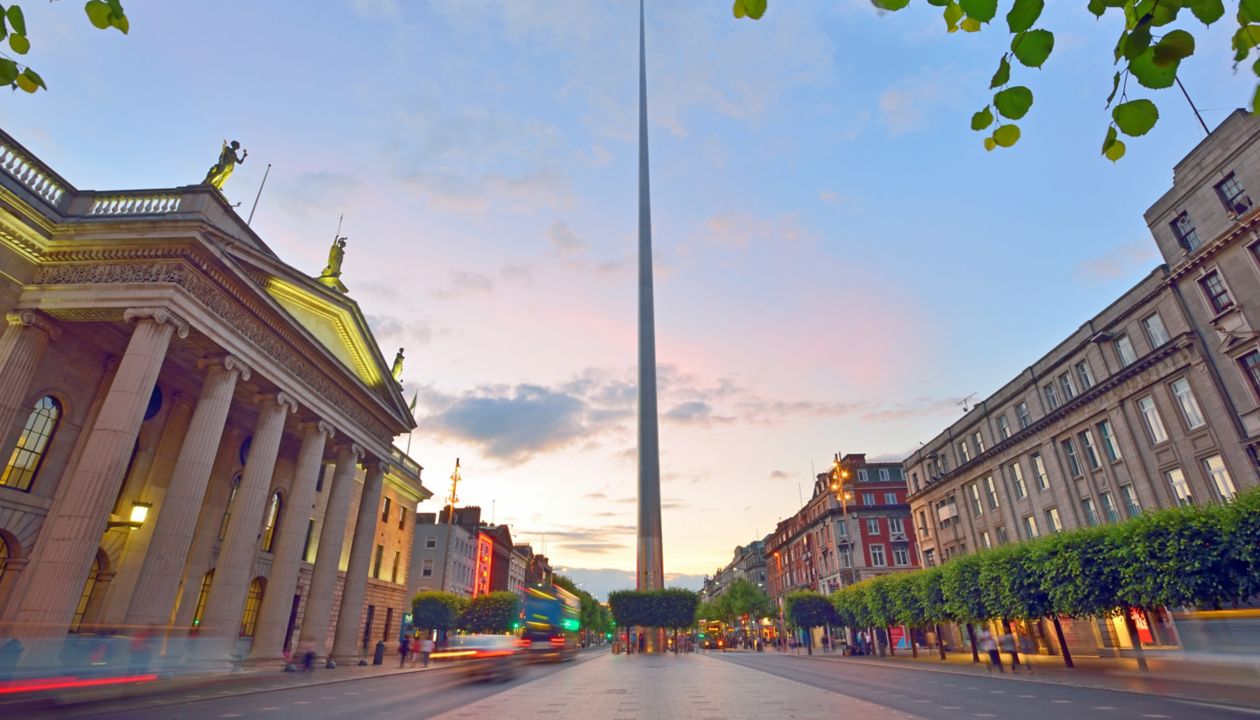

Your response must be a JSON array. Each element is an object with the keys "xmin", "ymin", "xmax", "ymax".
[
  {"xmin": 988, "ymin": 690, "xmax": 1006, "ymax": 694},
  {"xmin": 1093, "ymin": 707, "xmax": 1116, "ymax": 711},
  {"xmin": 219, "ymin": 714, "xmax": 241, "ymax": 718},
  {"xmin": 974, "ymin": 714, "xmax": 997, "ymax": 718},
  {"xmin": 1141, "ymin": 715, "xmax": 1171, "ymax": 718},
  {"xmin": 261, "ymin": 706, "xmax": 279, "ymax": 711},
  {"xmin": 1017, "ymin": 694, "xmax": 1036, "ymax": 698},
  {"xmin": 942, "ymin": 706, "xmax": 962, "ymax": 710},
  {"xmin": 1052, "ymin": 699, "xmax": 1073, "ymax": 704},
  {"xmin": 294, "ymin": 700, "xmax": 310, "ymax": 704}
]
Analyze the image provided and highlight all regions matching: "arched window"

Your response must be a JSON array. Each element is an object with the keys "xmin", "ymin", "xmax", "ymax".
[
  {"xmin": 0, "ymin": 536, "xmax": 9, "ymax": 585},
  {"xmin": 71, "ymin": 552, "xmax": 101, "ymax": 633},
  {"xmin": 1, "ymin": 396, "xmax": 61, "ymax": 492},
  {"xmin": 240, "ymin": 577, "xmax": 266, "ymax": 637},
  {"xmin": 261, "ymin": 490, "xmax": 283, "ymax": 553},
  {"xmin": 191, "ymin": 569, "xmax": 214, "ymax": 634},
  {"xmin": 218, "ymin": 474, "xmax": 241, "ymax": 541}
]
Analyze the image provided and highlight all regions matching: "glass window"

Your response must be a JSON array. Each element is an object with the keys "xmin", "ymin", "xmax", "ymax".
[
  {"xmin": 984, "ymin": 475, "xmax": 1000, "ymax": 509},
  {"xmin": 1137, "ymin": 395, "xmax": 1169, "ymax": 444},
  {"xmin": 1081, "ymin": 497, "xmax": 1099, "ymax": 526},
  {"xmin": 71, "ymin": 554, "xmax": 101, "ymax": 633},
  {"xmin": 191, "ymin": 570, "xmax": 214, "ymax": 632},
  {"xmin": 1058, "ymin": 373, "xmax": 1077, "ymax": 401},
  {"xmin": 302, "ymin": 518, "xmax": 316, "ymax": 562},
  {"xmin": 391, "ymin": 550, "xmax": 401, "ymax": 584},
  {"xmin": 1078, "ymin": 430, "xmax": 1101, "ymax": 470},
  {"xmin": 1044, "ymin": 383, "xmax": 1060, "ymax": 410},
  {"xmin": 1215, "ymin": 171, "xmax": 1250, "ymax": 213},
  {"xmin": 1171, "ymin": 211, "xmax": 1201, "ymax": 252},
  {"xmin": 1022, "ymin": 515, "xmax": 1039, "ymax": 539},
  {"xmin": 879, "ymin": 468, "xmax": 891, "ymax": 482},
  {"xmin": 219, "ymin": 474, "xmax": 241, "ymax": 541},
  {"xmin": 1240, "ymin": 350, "xmax": 1260, "ymax": 398},
  {"xmin": 425, "ymin": 535, "xmax": 437, "ymax": 549},
  {"xmin": 980, "ymin": 531, "xmax": 992, "ymax": 549},
  {"xmin": 836, "ymin": 519, "xmax": 849, "ymax": 537},
  {"xmin": 972, "ymin": 431, "xmax": 985, "ymax": 455},
  {"xmin": 0, "ymin": 396, "xmax": 61, "ymax": 492},
  {"xmin": 858, "ymin": 469, "xmax": 869, "ymax": 482},
  {"xmin": 1166, "ymin": 468, "xmax": 1193, "ymax": 506},
  {"xmin": 1115, "ymin": 334, "xmax": 1137, "ymax": 367},
  {"xmin": 260, "ymin": 490, "xmax": 282, "ymax": 553},
  {"xmin": 373, "ymin": 544, "xmax": 385, "ymax": 578},
  {"xmin": 1143, "ymin": 313, "xmax": 1170, "ymax": 348},
  {"xmin": 884, "ymin": 491, "xmax": 897, "ymax": 504},
  {"xmin": 866, "ymin": 518, "xmax": 881, "ymax": 535},
  {"xmin": 862, "ymin": 492, "xmax": 875, "ymax": 506},
  {"xmin": 1044, "ymin": 507, "xmax": 1063, "ymax": 533},
  {"xmin": 889, "ymin": 517, "xmax": 905, "ymax": 535},
  {"xmin": 995, "ymin": 526, "xmax": 1009, "ymax": 545},
  {"xmin": 1007, "ymin": 462, "xmax": 1027, "ymax": 500},
  {"xmin": 421, "ymin": 558, "xmax": 434, "ymax": 577},
  {"xmin": 1170, "ymin": 378, "xmax": 1206, "ymax": 429},
  {"xmin": 381, "ymin": 496, "xmax": 392, "ymax": 522},
  {"xmin": 1030, "ymin": 452, "xmax": 1049, "ymax": 490},
  {"xmin": 1203, "ymin": 455, "xmax": 1237, "ymax": 500},
  {"xmin": 1200, "ymin": 270, "xmax": 1234, "ymax": 315},
  {"xmin": 996, "ymin": 414, "xmax": 1011, "ymax": 440},
  {"xmin": 917, "ymin": 510, "xmax": 928, "ymax": 536},
  {"xmin": 1016, "ymin": 402, "xmax": 1031, "ymax": 429},
  {"xmin": 1100, "ymin": 491, "xmax": 1120, "ymax": 523},
  {"xmin": 958, "ymin": 441, "xmax": 970, "ymax": 463},
  {"xmin": 1061, "ymin": 438, "xmax": 1082, "ymax": 477},
  {"xmin": 399, "ymin": 507, "xmax": 407, "ymax": 530},
  {"xmin": 1120, "ymin": 485, "xmax": 1141, "ymax": 517},
  {"xmin": 1098, "ymin": 420, "xmax": 1122, "ymax": 462},
  {"xmin": 892, "ymin": 546, "xmax": 910, "ymax": 567},
  {"xmin": 1075, "ymin": 360, "xmax": 1095, "ymax": 391},
  {"xmin": 870, "ymin": 544, "xmax": 886, "ymax": 567},
  {"xmin": 240, "ymin": 577, "xmax": 265, "ymax": 637}
]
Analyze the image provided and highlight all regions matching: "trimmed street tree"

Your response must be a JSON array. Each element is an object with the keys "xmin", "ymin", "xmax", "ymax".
[
  {"xmin": 458, "ymin": 591, "xmax": 520, "ymax": 634},
  {"xmin": 786, "ymin": 590, "xmax": 837, "ymax": 655},
  {"xmin": 412, "ymin": 591, "xmax": 467, "ymax": 642}
]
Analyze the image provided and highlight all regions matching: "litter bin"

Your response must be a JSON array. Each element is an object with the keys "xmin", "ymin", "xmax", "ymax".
[{"xmin": 373, "ymin": 640, "xmax": 385, "ymax": 666}]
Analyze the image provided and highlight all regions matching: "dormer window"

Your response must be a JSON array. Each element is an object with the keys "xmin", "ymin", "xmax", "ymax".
[
  {"xmin": 1170, "ymin": 211, "xmax": 1201, "ymax": 252},
  {"xmin": 1215, "ymin": 172, "xmax": 1251, "ymax": 215}
]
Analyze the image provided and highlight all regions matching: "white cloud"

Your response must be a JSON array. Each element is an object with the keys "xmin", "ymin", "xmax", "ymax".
[{"xmin": 1075, "ymin": 241, "xmax": 1159, "ymax": 283}]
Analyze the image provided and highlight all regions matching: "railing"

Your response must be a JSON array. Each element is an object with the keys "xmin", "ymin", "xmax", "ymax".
[
  {"xmin": 88, "ymin": 193, "xmax": 183, "ymax": 216},
  {"xmin": 390, "ymin": 448, "xmax": 423, "ymax": 479},
  {"xmin": 0, "ymin": 140, "xmax": 67, "ymax": 207}
]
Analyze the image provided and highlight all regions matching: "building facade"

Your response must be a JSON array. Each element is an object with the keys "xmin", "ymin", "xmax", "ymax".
[
  {"xmin": 700, "ymin": 539, "xmax": 768, "ymax": 602},
  {"xmin": 905, "ymin": 109, "xmax": 1260, "ymax": 657},
  {"xmin": 0, "ymin": 131, "xmax": 430, "ymax": 668},
  {"xmin": 408, "ymin": 508, "xmax": 478, "ymax": 598}
]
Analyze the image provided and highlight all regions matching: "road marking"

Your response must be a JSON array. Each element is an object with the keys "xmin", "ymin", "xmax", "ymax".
[
  {"xmin": 294, "ymin": 701, "xmax": 310, "ymax": 704},
  {"xmin": 1017, "ymin": 694, "xmax": 1036, "ymax": 698},
  {"xmin": 220, "ymin": 715, "xmax": 241, "ymax": 718},
  {"xmin": 974, "ymin": 714, "xmax": 997, "ymax": 718},
  {"xmin": 1052, "ymin": 700, "xmax": 1073, "ymax": 704},
  {"xmin": 260, "ymin": 707, "xmax": 279, "ymax": 711},
  {"xmin": 1140, "ymin": 715, "xmax": 1171, "ymax": 719},
  {"xmin": 914, "ymin": 700, "xmax": 931, "ymax": 704},
  {"xmin": 1169, "ymin": 699, "xmax": 1260, "ymax": 717},
  {"xmin": 1093, "ymin": 707, "xmax": 1116, "ymax": 711},
  {"xmin": 989, "ymin": 690, "xmax": 1006, "ymax": 694},
  {"xmin": 942, "ymin": 707, "xmax": 961, "ymax": 710}
]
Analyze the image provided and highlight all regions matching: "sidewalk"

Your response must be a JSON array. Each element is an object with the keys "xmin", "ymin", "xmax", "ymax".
[
  {"xmin": 428, "ymin": 652, "xmax": 907, "ymax": 720},
  {"xmin": 777, "ymin": 646, "xmax": 1260, "ymax": 708}
]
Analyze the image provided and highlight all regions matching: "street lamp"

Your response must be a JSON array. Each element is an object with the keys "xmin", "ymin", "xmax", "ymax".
[{"xmin": 107, "ymin": 500, "xmax": 151, "ymax": 530}]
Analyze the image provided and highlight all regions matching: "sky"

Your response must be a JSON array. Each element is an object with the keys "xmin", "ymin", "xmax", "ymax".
[{"xmin": 3, "ymin": 0, "xmax": 1255, "ymax": 593}]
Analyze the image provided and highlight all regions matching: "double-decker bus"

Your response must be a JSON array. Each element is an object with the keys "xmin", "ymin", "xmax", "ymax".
[{"xmin": 520, "ymin": 583, "xmax": 580, "ymax": 661}]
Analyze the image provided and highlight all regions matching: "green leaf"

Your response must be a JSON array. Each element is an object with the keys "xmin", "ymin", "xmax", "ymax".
[
  {"xmin": 1244, "ymin": 0, "xmax": 1260, "ymax": 24},
  {"xmin": 971, "ymin": 106, "xmax": 994, "ymax": 130},
  {"xmin": 0, "ymin": 57, "xmax": 17, "ymax": 85},
  {"xmin": 1189, "ymin": 0, "xmax": 1224, "ymax": 25},
  {"xmin": 1101, "ymin": 125, "xmax": 1118, "ymax": 153},
  {"xmin": 959, "ymin": 0, "xmax": 997, "ymax": 23},
  {"xmin": 5, "ymin": 4, "xmax": 24, "ymax": 36},
  {"xmin": 990, "ymin": 55, "xmax": 1011, "ymax": 88},
  {"xmin": 1153, "ymin": 29, "xmax": 1195, "ymax": 66},
  {"xmin": 873, "ymin": 0, "xmax": 912, "ymax": 8},
  {"xmin": 994, "ymin": 85, "xmax": 1034, "ymax": 119},
  {"xmin": 944, "ymin": 1, "xmax": 963, "ymax": 31},
  {"xmin": 1123, "ymin": 23, "xmax": 1152, "ymax": 60},
  {"xmin": 1012, "ymin": 29, "xmax": 1054, "ymax": 67},
  {"xmin": 1234, "ymin": 25, "xmax": 1260, "ymax": 62},
  {"xmin": 1113, "ymin": 98, "xmax": 1159, "ymax": 136},
  {"xmin": 1006, "ymin": 0, "xmax": 1043, "ymax": 33},
  {"xmin": 1087, "ymin": 0, "xmax": 1107, "ymax": 17},
  {"xmin": 15, "ymin": 68, "xmax": 40, "ymax": 93},
  {"xmin": 1253, "ymin": 84, "xmax": 1260, "ymax": 114},
  {"xmin": 1130, "ymin": 46, "xmax": 1179, "ymax": 88},
  {"xmin": 110, "ymin": 10, "xmax": 129, "ymax": 34},
  {"xmin": 740, "ymin": 0, "xmax": 767, "ymax": 20},
  {"xmin": 960, "ymin": 16, "xmax": 982, "ymax": 31},
  {"xmin": 993, "ymin": 123, "xmax": 1021, "ymax": 147},
  {"xmin": 20, "ymin": 66, "xmax": 42, "ymax": 89},
  {"xmin": 7, "ymin": 32, "xmax": 27, "ymax": 55},
  {"xmin": 733, "ymin": 0, "xmax": 746, "ymax": 19},
  {"xmin": 85, "ymin": 0, "xmax": 112, "ymax": 29},
  {"xmin": 1106, "ymin": 71, "xmax": 1122, "ymax": 107}
]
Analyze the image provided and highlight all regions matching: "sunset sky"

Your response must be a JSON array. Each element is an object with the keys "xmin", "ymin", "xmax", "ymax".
[{"xmin": 4, "ymin": 0, "xmax": 1254, "ymax": 592}]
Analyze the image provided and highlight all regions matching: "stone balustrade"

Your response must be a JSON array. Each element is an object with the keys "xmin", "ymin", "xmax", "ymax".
[
  {"xmin": 0, "ymin": 141, "xmax": 67, "ymax": 208},
  {"xmin": 87, "ymin": 193, "xmax": 183, "ymax": 216}
]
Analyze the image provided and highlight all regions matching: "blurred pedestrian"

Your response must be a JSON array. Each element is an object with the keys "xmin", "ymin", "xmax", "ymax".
[
  {"xmin": 299, "ymin": 639, "xmax": 316, "ymax": 671},
  {"xmin": 1018, "ymin": 634, "xmax": 1036, "ymax": 674},
  {"xmin": 998, "ymin": 631, "xmax": 1018, "ymax": 670},
  {"xmin": 398, "ymin": 635, "xmax": 410, "ymax": 667},
  {"xmin": 980, "ymin": 629, "xmax": 1003, "ymax": 673},
  {"xmin": 420, "ymin": 636, "xmax": 434, "ymax": 667}
]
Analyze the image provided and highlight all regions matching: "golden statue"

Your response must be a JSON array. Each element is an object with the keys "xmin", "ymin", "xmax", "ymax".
[
  {"xmin": 391, "ymin": 348, "xmax": 405, "ymax": 382},
  {"xmin": 203, "ymin": 140, "xmax": 247, "ymax": 190},
  {"xmin": 316, "ymin": 235, "xmax": 348, "ymax": 293}
]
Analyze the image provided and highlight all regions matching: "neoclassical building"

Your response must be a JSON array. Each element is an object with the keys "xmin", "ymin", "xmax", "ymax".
[{"xmin": 0, "ymin": 130, "xmax": 430, "ymax": 669}]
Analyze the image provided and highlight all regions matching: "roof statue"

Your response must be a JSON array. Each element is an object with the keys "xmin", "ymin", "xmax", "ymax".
[
  {"xmin": 317, "ymin": 235, "xmax": 348, "ymax": 293},
  {"xmin": 202, "ymin": 140, "xmax": 247, "ymax": 190},
  {"xmin": 391, "ymin": 347, "xmax": 405, "ymax": 383}
]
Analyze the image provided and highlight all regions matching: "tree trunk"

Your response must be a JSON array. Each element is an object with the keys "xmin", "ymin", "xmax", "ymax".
[
  {"xmin": 1004, "ymin": 618, "xmax": 1021, "ymax": 667},
  {"xmin": 1050, "ymin": 616, "xmax": 1074, "ymax": 668},
  {"xmin": 966, "ymin": 623, "xmax": 980, "ymax": 663},
  {"xmin": 910, "ymin": 626, "xmax": 918, "ymax": 657},
  {"xmin": 806, "ymin": 626, "xmax": 813, "ymax": 655},
  {"xmin": 1123, "ymin": 608, "xmax": 1149, "ymax": 672},
  {"xmin": 935, "ymin": 623, "xmax": 946, "ymax": 660},
  {"xmin": 887, "ymin": 626, "xmax": 896, "ymax": 656}
]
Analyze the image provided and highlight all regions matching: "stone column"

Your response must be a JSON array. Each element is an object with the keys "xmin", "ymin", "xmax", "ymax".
[
  {"xmin": 12, "ymin": 308, "xmax": 186, "ymax": 654},
  {"xmin": 331, "ymin": 461, "xmax": 385, "ymax": 664},
  {"xmin": 0, "ymin": 310, "xmax": 61, "ymax": 445},
  {"xmin": 125, "ymin": 356, "xmax": 252, "ymax": 628},
  {"xmin": 248, "ymin": 420, "xmax": 333, "ymax": 662},
  {"xmin": 196, "ymin": 392, "xmax": 296, "ymax": 657},
  {"xmin": 295, "ymin": 443, "xmax": 362, "ymax": 664}
]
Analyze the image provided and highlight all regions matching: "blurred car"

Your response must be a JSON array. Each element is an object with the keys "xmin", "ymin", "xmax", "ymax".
[{"xmin": 431, "ymin": 635, "xmax": 523, "ymax": 682}]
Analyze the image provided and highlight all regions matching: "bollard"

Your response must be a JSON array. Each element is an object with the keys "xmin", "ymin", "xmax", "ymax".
[{"xmin": 373, "ymin": 640, "xmax": 386, "ymax": 666}]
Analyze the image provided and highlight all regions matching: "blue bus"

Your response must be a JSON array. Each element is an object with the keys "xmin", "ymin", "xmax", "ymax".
[{"xmin": 520, "ymin": 583, "xmax": 580, "ymax": 661}]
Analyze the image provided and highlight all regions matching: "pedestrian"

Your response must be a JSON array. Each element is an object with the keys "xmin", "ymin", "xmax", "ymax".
[
  {"xmin": 398, "ymin": 635, "xmax": 410, "ymax": 668},
  {"xmin": 1017, "ymin": 634, "xmax": 1036, "ymax": 674},
  {"xmin": 999, "ymin": 631, "xmax": 1019, "ymax": 670},
  {"xmin": 980, "ymin": 629, "xmax": 1003, "ymax": 673},
  {"xmin": 299, "ymin": 639, "xmax": 316, "ymax": 671},
  {"xmin": 419, "ymin": 636, "xmax": 434, "ymax": 667}
]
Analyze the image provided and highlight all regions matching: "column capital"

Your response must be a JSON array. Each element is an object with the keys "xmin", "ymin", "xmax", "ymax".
[
  {"xmin": 123, "ymin": 306, "xmax": 190, "ymax": 339},
  {"xmin": 344, "ymin": 442, "xmax": 365, "ymax": 461},
  {"xmin": 254, "ymin": 391, "xmax": 298, "ymax": 416},
  {"xmin": 199, "ymin": 354, "xmax": 253, "ymax": 382},
  {"xmin": 299, "ymin": 419, "xmax": 336, "ymax": 441},
  {"xmin": 362, "ymin": 458, "xmax": 384, "ymax": 473},
  {"xmin": 6, "ymin": 309, "xmax": 63, "ymax": 341}
]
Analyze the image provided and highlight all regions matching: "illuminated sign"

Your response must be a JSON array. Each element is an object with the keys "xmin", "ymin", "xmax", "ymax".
[{"xmin": 473, "ymin": 532, "xmax": 494, "ymax": 597}]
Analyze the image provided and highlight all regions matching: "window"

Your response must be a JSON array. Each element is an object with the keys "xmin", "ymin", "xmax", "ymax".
[
  {"xmin": 996, "ymin": 414, "xmax": 1011, "ymax": 440},
  {"xmin": 1006, "ymin": 462, "xmax": 1027, "ymax": 500},
  {"xmin": 1166, "ymin": 468, "xmax": 1193, "ymax": 506},
  {"xmin": 191, "ymin": 570, "xmax": 214, "ymax": 632},
  {"xmin": 892, "ymin": 546, "xmax": 910, "ymax": 566},
  {"xmin": 836, "ymin": 519, "xmax": 849, "ymax": 537},
  {"xmin": 399, "ymin": 507, "xmax": 407, "ymax": 530},
  {"xmin": 381, "ymin": 496, "xmax": 391, "ymax": 523},
  {"xmin": 1115, "ymin": 334, "xmax": 1137, "ymax": 367},
  {"xmin": 995, "ymin": 525, "xmax": 1009, "ymax": 545},
  {"xmin": 936, "ymin": 497, "xmax": 959, "ymax": 527},
  {"xmin": 1137, "ymin": 395, "xmax": 1169, "ymax": 444},
  {"xmin": 911, "ymin": 472, "xmax": 920, "ymax": 492},
  {"xmin": 1058, "ymin": 373, "xmax": 1077, "ymax": 401},
  {"xmin": 1203, "ymin": 455, "xmax": 1237, "ymax": 500},
  {"xmin": 1170, "ymin": 211, "xmax": 1201, "ymax": 252},
  {"xmin": 1143, "ymin": 313, "xmax": 1170, "ymax": 348},
  {"xmin": 261, "ymin": 490, "xmax": 283, "ymax": 553},
  {"xmin": 866, "ymin": 518, "xmax": 881, "ymax": 535},
  {"xmin": 1016, "ymin": 402, "xmax": 1031, "ymax": 429},
  {"xmin": 391, "ymin": 550, "xmax": 401, "ymax": 583},
  {"xmin": 917, "ymin": 510, "xmax": 928, "ymax": 536},
  {"xmin": 869, "ymin": 544, "xmax": 886, "ymax": 567},
  {"xmin": 883, "ymin": 492, "xmax": 897, "ymax": 505},
  {"xmin": 302, "ymin": 519, "xmax": 316, "ymax": 562},
  {"xmin": 1061, "ymin": 438, "xmax": 1082, "ymax": 477},
  {"xmin": 862, "ymin": 492, "xmax": 875, "ymax": 506},
  {"xmin": 373, "ymin": 544, "xmax": 385, "ymax": 578},
  {"xmin": 958, "ymin": 441, "xmax": 971, "ymax": 463},
  {"xmin": 1030, "ymin": 452, "xmax": 1049, "ymax": 490},
  {"xmin": 1170, "ymin": 378, "xmax": 1206, "ymax": 429},
  {"xmin": 984, "ymin": 475, "xmax": 1000, "ymax": 510},
  {"xmin": 421, "ymin": 558, "xmax": 434, "ymax": 578},
  {"xmin": 879, "ymin": 468, "xmax": 891, "ymax": 482},
  {"xmin": 425, "ymin": 535, "xmax": 437, "ymax": 549},
  {"xmin": 1044, "ymin": 507, "xmax": 1063, "ymax": 533},
  {"xmin": 1100, "ymin": 491, "xmax": 1120, "ymax": 523},
  {"xmin": 219, "ymin": 474, "xmax": 241, "ymax": 541},
  {"xmin": 1073, "ymin": 361, "xmax": 1095, "ymax": 392},
  {"xmin": 923, "ymin": 549, "xmax": 936, "ymax": 568},
  {"xmin": 240, "ymin": 577, "xmax": 265, "ymax": 637},
  {"xmin": 966, "ymin": 484, "xmax": 983, "ymax": 515},
  {"xmin": 1078, "ymin": 430, "xmax": 1101, "ymax": 470},
  {"xmin": 1098, "ymin": 420, "xmax": 1122, "ymax": 462},
  {"xmin": 1081, "ymin": 498, "xmax": 1099, "ymax": 526},
  {"xmin": 1022, "ymin": 515, "xmax": 1039, "ymax": 539},
  {"xmin": 71, "ymin": 553, "xmax": 101, "ymax": 633},
  {"xmin": 980, "ymin": 531, "xmax": 992, "ymax": 549},
  {"xmin": 1215, "ymin": 171, "xmax": 1250, "ymax": 213},
  {"xmin": 889, "ymin": 517, "xmax": 905, "ymax": 536},
  {"xmin": 1240, "ymin": 350, "xmax": 1260, "ymax": 398},
  {"xmin": 1043, "ymin": 383, "xmax": 1060, "ymax": 410},
  {"xmin": 1200, "ymin": 270, "xmax": 1234, "ymax": 315},
  {"xmin": 972, "ymin": 431, "xmax": 985, "ymax": 455},
  {"xmin": 0, "ymin": 396, "xmax": 61, "ymax": 492},
  {"xmin": 858, "ymin": 469, "xmax": 869, "ymax": 482},
  {"xmin": 1120, "ymin": 485, "xmax": 1141, "ymax": 517}
]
